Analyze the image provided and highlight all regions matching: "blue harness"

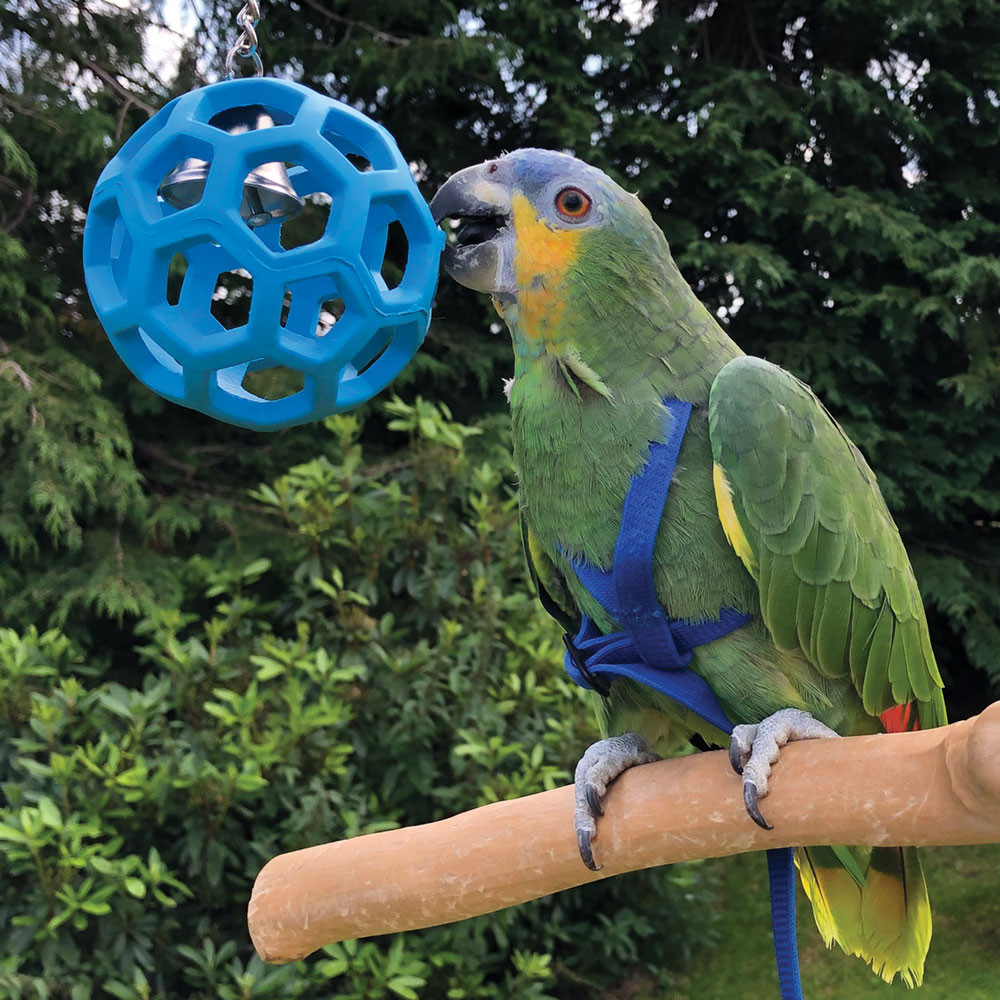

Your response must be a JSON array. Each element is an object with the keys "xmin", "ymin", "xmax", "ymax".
[{"xmin": 560, "ymin": 398, "xmax": 803, "ymax": 1000}]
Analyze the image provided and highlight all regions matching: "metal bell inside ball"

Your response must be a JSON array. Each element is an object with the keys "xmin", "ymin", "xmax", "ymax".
[{"xmin": 158, "ymin": 105, "xmax": 304, "ymax": 229}]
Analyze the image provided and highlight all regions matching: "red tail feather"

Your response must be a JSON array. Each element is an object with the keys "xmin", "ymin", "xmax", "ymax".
[{"xmin": 880, "ymin": 703, "xmax": 918, "ymax": 733}]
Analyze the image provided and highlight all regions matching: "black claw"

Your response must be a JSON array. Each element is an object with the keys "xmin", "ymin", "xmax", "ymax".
[
  {"xmin": 585, "ymin": 784, "xmax": 604, "ymax": 818},
  {"xmin": 577, "ymin": 829, "xmax": 602, "ymax": 871},
  {"xmin": 728, "ymin": 740, "xmax": 745, "ymax": 775},
  {"xmin": 743, "ymin": 781, "xmax": 773, "ymax": 831}
]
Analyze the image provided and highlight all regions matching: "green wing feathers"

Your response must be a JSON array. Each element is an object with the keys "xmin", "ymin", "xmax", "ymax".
[
  {"xmin": 520, "ymin": 511, "xmax": 580, "ymax": 633},
  {"xmin": 708, "ymin": 356, "xmax": 946, "ymax": 729},
  {"xmin": 711, "ymin": 357, "xmax": 939, "ymax": 985}
]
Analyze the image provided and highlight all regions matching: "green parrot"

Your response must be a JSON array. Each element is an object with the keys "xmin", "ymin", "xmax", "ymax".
[{"xmin": 430, "ymin": 149, "xmax": 946, "ymax": 987}]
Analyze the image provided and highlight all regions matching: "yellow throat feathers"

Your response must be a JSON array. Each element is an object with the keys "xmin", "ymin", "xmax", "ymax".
[{"xmin": 503, "ymin": 192, "xmax": 584, "ymax": 346}]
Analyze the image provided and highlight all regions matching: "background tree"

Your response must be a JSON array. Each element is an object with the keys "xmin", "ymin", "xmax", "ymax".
[{"xmin": 1, "ymin": 1, "xmax": 998, "ymax": 997}]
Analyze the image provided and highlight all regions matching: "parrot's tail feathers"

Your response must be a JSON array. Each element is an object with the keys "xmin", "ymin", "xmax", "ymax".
[
  {"xmin": 860, "ymin": 846, "xmax": 932, "ymax": 988},
  {"xmin": 795, "ymin": 846, "xmax": 865, "ymax": 955},
  {"xmin": 879, "ymin": 702, "xmax": 919, "ymax": 732},
  {"xmin": 918, "ymin": 687, "xmax": 949, "ymax": 730},
  {"xmin": 796, "ymin": 845, "xmax": 931, "ymax": 988}
]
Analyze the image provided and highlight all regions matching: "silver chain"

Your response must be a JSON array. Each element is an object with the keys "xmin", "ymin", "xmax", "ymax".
[{"xmin": 225, "ymin": 1, "xmax": 264, "ymax": 78}]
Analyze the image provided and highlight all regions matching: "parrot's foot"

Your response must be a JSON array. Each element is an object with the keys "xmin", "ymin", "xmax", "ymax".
[
  {"xmin": 574, "ymin": 733, "xmax": 660, "ymax": 871},
  {"xmin": 728, "ymin": 708, "xmax": 839, "ymax": 831}
]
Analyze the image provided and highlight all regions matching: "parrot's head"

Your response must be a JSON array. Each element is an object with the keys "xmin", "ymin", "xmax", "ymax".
[{"xmin": 430, "ymin": 149, "xmax": 672, "ymax": 351}]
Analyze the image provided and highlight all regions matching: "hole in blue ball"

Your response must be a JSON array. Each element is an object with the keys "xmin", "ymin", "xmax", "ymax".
[
  {"xmin": 210, "ymin": 269, "xmax": 253, "ymax": 331},
  {"xmin": 345, "ymin": 152, "xmax": 372, "ymax": 172},
  {"xmin": 166, "ymin": 253, "xmax": 188, "ymax": 307},
  {"xmin": 321, "ymin": 127, "xmax": 382, "ymax": 172},
  {"xmin": 354, "ymin": 335, "xmax": 391, "ymax": 376},
  {"xmin": 279, "ymin": 285, "xmax": 347, "ymax": 342},
  {"xmin": 316, "ymin": 298, "xmax": 345, "ymax": 337},
  {"xmin": 380, "ymin": 220, "xmax": 408, "ymax": 291},
  {"xmin": 279, "ymin": 190, "xmax": 332, "ymax": 250},
  {"xmin": 109, "ymin": 217, "xmax": 134, "ymax": 299},
  {"xmin": 241, "ymin": 365, "xmax": 305, "ymax": 401},
  {"xmin": 208, "ymin": 104, "xmax": 295, "ymax": 131}
]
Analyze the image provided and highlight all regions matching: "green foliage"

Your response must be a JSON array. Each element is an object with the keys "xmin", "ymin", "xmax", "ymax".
[
  {"xmin": 1, "ymin": 1, "xmax": 999, "ymax": 997},
  {"xmin": 4, "ymin": 0, "xmax": 999, "ymax": 689},
  {"xmin": 664, "ymin": 846, "xmax": 1000, "ymax": 1000},
  {"xmin": 1, "ymin": 403, "xmax": 711, "ymax": 999}
]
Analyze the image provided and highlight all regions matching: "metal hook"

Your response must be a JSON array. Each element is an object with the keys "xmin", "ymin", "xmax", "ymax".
[{"xmin": 226, "ymin": 1, "xmax": 264, "ymax": 79}]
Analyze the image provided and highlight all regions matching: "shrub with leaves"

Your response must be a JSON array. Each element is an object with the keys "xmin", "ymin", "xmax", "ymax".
[{"xmin": 0, "ymin": 400, "xmax": 714, "ymax": 1000}]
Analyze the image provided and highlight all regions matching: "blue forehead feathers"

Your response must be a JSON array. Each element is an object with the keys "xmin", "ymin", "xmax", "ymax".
[{"xmin": 505, "ymin": 148, "xmax": 609, "ymax": 198}]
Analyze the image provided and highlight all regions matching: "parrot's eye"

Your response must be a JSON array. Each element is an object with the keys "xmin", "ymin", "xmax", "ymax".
[{"xmin": 555, "ymin": 187, "xmax": 591, "ymax": 220}]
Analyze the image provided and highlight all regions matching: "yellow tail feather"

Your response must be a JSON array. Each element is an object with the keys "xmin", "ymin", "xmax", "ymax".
[
  {"xmin": 796, "ymin": 847, "xmax": 865, "ymax": 956},
  {"xmin": 796, "ymin": 845, "xmax": 931, "ymax": 987},
  {"xmin": 861, "ymin": 847, "xmax": 932, "ymax": 987}
]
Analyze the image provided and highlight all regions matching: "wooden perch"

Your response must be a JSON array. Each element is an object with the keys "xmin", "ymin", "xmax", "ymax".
[{"xmin": 248, "ymin": 702, "xmax": 1000, "ymax": 964}]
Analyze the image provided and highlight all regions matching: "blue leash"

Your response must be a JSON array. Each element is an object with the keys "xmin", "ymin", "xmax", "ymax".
[
  {"xmin": 560, "ymin": 398, "xmax": 803, "ymax": 1000},
  {"xmin": 767, "ymin": 847, "xmax": 803, "ymax": 1000}
]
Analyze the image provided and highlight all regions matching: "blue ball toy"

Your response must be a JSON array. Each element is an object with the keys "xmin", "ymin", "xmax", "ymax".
[{"xmin": 83, "ymin": 78, "xmax": 444, "ymax": 430}]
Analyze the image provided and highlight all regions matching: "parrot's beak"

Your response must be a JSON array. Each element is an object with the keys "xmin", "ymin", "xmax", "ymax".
[{"xmin": 430, "ymin": 163, "xmax": 514, "ymax": 294}]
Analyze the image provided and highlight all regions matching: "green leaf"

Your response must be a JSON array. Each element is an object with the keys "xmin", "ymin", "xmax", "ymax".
[
  {"xmin": 80, "ymin": 901, "xmax": 112, "ymax": 915},
  {"xmin": 241, "ymin": 558, "xmax": 271, "ymax": 579},
  {"xmin": 0, "ymin": 823, "xmax": 28, "ymax": 843},
  {"xmin": 388, "ymin": 976, "xmax": 425, "ymax": 999},
  {"xmin": 124, "ymin": 877, "xmax": 147, "ymax": 898},
  {"xmin": 37, "ymin": 796, "xmax": 62, "ymax": 828}
]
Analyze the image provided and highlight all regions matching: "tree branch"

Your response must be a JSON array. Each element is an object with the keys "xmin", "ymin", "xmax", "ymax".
[
  {"xmin": 248, "ymin": 703, "xmax": 1000, "ymax": 964},
  {"xmin": 0, "ymin": 359, "xmax": 34, "ymax": 391},
  {"xmin": 79, "ymin": 58, "xmax": 155, "ymax": 118},
  {"xmin": 297, "ymin": 0, "xmax": 413, "ymax": 46}
]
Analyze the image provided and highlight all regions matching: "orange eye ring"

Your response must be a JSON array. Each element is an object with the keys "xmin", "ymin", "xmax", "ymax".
[{"xmin": 555, "ymin": 187, "xmax": 591, "ymax": 219}]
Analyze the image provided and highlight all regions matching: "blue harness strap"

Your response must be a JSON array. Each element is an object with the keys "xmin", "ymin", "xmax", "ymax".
[
  {"xmin": 768, "ymin": 846, "xmax": 804, "ymax": 999},
  {"xmin": 560, "ymin": 397, "xmax": 803, "ymax": 1000},
  {"xmin": 561, "ymin": 399, "xmax": 750, "ymax": 734}
]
